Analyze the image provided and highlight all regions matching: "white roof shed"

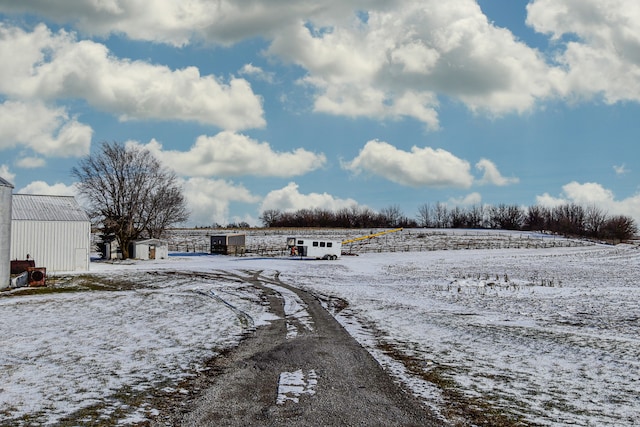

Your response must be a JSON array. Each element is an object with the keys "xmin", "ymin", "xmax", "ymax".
[
  {"xmin": 130, "ymin": 239, "xmax": 169, "ymax": 260},
  {"xmin": 11, "ymin": 194, "xmax": 91, "ymax": 272}
]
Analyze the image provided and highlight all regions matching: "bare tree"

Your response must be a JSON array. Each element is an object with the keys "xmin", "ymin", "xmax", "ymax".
[
  {"xmin": 72, "ymin": 141, "xmax": 189, "ymax": 259},
  {"xmin": 433, "ymin": 202, "xmax": 450, "ymax": 228},
  {"xmin": 379, "ymin": 204, "xmax": 403, "ymax": 227},
  {"xmin": 417, "ymin": 203, "xmax": 432, "ymax": 228},
  {"xmin": 450, "ymin": 206, "xmax": 466, "ymax": 228},
  {"xmin": 467, "ymin": 205, "xmax": 486, "ymax": 229},
  {"xmin": 490, "ymin": 204, "xmax": 524, "ymax": 230},
  {"xmin": 584, "ymin": 204, "xmax": 607, "ymax": 238},
  {"xmin": 260, "ymin": 209, "xmax": 282, "ymax": 227},
  {"xmin": 524, "ymin": 205, "xmax": 547, "ymax": 231},
  {"xmin": 602, "ymin": 215, "xmax": 638, "ymax": 242}
]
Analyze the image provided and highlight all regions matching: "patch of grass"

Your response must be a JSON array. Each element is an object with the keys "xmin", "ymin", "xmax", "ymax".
[
  {"xmin": 377, "ymin": 340, "xmax": 537, "ymax": 427},
  {"xmin": 0, "ymin": 275, "xmax": 141, "ymax": 298},
  {"xmin": 55, "ymin": 384, "xmax": 162, "ymax": 427}
]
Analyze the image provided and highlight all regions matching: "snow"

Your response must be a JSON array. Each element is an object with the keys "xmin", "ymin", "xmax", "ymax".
[
  {"xmin": 1, "ymin": 231, "xmax": 639, "ymax": 425},
  {"xmin": 282, "ymin": 243, "xmax": 640, "ymax": 426},
  {"xmin": 276, "ymin": 370, "xmax": 318, "ymax": 405}
]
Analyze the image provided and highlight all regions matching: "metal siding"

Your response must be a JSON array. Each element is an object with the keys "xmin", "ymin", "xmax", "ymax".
[
  {"xmin": 0, "ymin": 182, "xmax": 12, "ymax": 289},
  {"xmin": 11, "ymin": 220, "xmax": 90, "ymax": 272},
  {"xmin": 228, "ymin": 234, "xmax": 246, "ymax": 246}
]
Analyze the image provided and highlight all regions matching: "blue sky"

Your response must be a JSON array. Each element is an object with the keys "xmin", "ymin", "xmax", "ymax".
[{"xmin": 0, "ymin": 0, "xmax": 639, "ymax": 227}]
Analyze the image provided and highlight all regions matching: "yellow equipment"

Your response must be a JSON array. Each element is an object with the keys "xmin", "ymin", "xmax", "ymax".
[{"xmin": 341, "ymin": 228, "xmax": 403, "ymax": 245}]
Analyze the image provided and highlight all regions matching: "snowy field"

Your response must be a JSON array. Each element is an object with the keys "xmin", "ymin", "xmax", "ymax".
[{"xmin": 1, "ymin": 229, "xmax": 639, "ymax": 426}]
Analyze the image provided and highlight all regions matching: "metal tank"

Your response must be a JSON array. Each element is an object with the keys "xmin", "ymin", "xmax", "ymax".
[{"xmin": 0, "ymin": 176, "xmax": 13, "ymax": 290}]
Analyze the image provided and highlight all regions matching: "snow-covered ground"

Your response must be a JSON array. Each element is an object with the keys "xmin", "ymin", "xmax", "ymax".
[{"xmin": 1, "ymin": 230, "xmax": 639, "ymax": 426}]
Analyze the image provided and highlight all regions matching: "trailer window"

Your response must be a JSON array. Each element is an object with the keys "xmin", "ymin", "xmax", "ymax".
[
  {"xmin": 298, "ymin": 240, "xmax": 304, "ymax": 245},
  {"xmin": 320, "ymin": 242, "xmax": 326, "ymax": 247},
  {"xmin": 313, "ymin": 241, "xmax": 319, "ymax": 246},
  {"xmin": 327, "ymin": 242, "xmax": 333, "ymax": 247}
]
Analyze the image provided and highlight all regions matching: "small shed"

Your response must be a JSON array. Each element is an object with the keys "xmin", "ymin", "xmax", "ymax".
[
  {"xmin": 11, "ymin": 194, "xmax": 91, "ymax": 272},
  {"xmin": 130, "ymin": 239, "xmax": 169, "ymax": 260},
  {"xmin": 211, "ymin": 233, "xmax": 246, "ymax": 255}
]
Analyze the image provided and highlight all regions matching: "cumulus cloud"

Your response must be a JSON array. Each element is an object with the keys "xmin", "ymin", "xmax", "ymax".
[
  {"xmin": 448, "ymin": 192, "xmax": 482, "ymax": 206},
  {"xmin": 260, "ymin": 182, "xmax": 359, "ymax": 213},
  {"xmin": 0, "ymin": 0, "xmax": 360, "ymax": 46},
  {"xmin": 6, "ymin": 1, "xmax": 640, "ymax": 133},
  {"xmin": 134, "ymin": 132, "xmax": 326, "ymax": 178},
  {"xmin": 527, "ymin": 0, "xmax": 640, "ymax": 103},
  {"xmin": 0, "ymin": 0, "xmax": 584, "ymax": 129},
  {"xmin": 269, "ymin": 0, "xmax": 559, "ymax": 127},
  {"xmin": 476, "ymin": 159, "xmax": 519, "ymax": 186},
  {"xmin": 239, "ymin": 64, "xmax": 276, "ymax": 83},
  {"xmin": 536, "ymin": 181, "xmax": 640, "ymax": 224},
  {"xmin": 0, "ymin": 165, "xmax": 15, "ymax": 184},
  {"xmin": 0, "ymin": 24, "xmax": 265, "ymax": 130},
  {"xmin": 343, "ymin": 139, "xmax": 474, "ymax": 188},
  {"xmin": 0, "ymin": 100, "xmax": 92, "ymax": 157},
  {"xmin": 0, "ymin": 1, "xmax": 566, "ymax": 127},
  {"xmin": 16, "ymin": 181, "xmax": 78, "ymax": 196},
  {"xmin": 182, "ymin": 177, "xmax": 260, "ymax": 226},
  {"xmin": 16, "ymin": 157, "xmax": 47, "ymax": 169}
]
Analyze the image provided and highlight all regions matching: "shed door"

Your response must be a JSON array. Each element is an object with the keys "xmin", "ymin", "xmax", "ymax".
[
  {"xmin": 75, "ymin": 248, "xmax": 87, "ymax": 271},
  {"xmin": 149, "ymin": 245, "xmax": 156, "ymax": 260}
]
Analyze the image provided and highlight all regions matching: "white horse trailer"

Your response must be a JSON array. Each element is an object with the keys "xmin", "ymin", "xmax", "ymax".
[{"xmin": 286, "ymin": 237, "xmax": 341, "ymax": 260}]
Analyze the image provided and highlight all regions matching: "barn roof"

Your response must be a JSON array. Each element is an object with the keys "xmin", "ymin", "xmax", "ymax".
[{"xmin": 12, "ymin": 194, "xmax": 90, "ymax": 222}]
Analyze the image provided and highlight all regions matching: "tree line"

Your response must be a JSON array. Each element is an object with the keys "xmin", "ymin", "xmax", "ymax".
[
  {"xmin": 261, "ymin": 202, "xmax": 637, "ymax": 242},
  {"xmin": 72, "ymin": 142, "xmax": 636, "ymax": 261}
]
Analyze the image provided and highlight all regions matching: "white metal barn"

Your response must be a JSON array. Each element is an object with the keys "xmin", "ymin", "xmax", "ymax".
[
  {"xmin": 11, "ymin": 194, "xmax": 91, "ymax": 272},
  {"xmin": 130, "ymin": 239, "xmax": 169, "ymax": 260}
]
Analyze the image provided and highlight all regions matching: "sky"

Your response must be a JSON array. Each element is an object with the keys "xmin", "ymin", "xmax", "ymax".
[{"xmin": 0, "ymin": 0, "xmax": 639, "ymax": 227}]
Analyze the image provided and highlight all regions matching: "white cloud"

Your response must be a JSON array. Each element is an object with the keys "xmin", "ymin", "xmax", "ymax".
[
  {"xmin": 16, "ymin": 157, "xmax": 47, "ymax": 169},
  {"xmin": 269, "ymin": 0, "xmax": 559, "ymax": 127},
  {"xmin": 0, "ymin": 100, "xmax": 92, "ymax": 157},
  {"xmin": 476, "ymin": 159, "xmax": 519, "ymax": 186},
  {"xmin": 239, "ymin": 64, "xmax": 276, "ymax": 83},
  {"xmin": 16, "ymin": 181, "xmax": 78, "ymax": 196},
  {"xmin": 182, "ymin": 177, "xmax": 260, "ymax": 226},
  {"xmin": 0, "ymin": 165, "xmax": 15, "ymax": 184},
  {"xmin": 10, "ymin": 0, "xmax": 640, "ymax": 125},
  {"xmin": 448, "ymin": 192, "xmax": 482, "ymax": 206},
  {"xmin": 0, "ymin": 1, "xmax": 574, "ymax": 127},
  {"xmin": 536, "ymin": 181, "xmax": 640, "ymax": 225},
  {"xmin": 135, "ymin": 132, "xmax": 326, "ymax": 178},
  {"xmin": 614, "ymin": 164, "xmax": 629, "ymax": 175},
  {"xmin": 343, "ymin": 139, "xmax": 473, "ymax": 188},
  {"xmin": 0, "ymin": 0, "xmax": 364, "ymax": 46},
  {"xmin": 260, "ymin": 182, "xmax": 359, "ymax": 213},
  {"xmin": 0, "ymin": 24, "xmax": 265, "ymax": 130},
  {"xmin": 527, "ymin": 0, "xmax": 640, "ymax": 103}
]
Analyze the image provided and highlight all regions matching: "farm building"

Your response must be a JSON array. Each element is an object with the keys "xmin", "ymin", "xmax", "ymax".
[
  {"xmin": 0, "ymin": 177, "xmax": 13, "ymax": 289},
  {"xmin": 11, "ymin": 194, "xmax": 91, "ymax": 273},
  {"xmin": 130, "ymin": 239, "xmax": 169, "ymax": 260},
  {"xmin": 211, "ymin": 233, "xmax": 246, "ymax": 255}
]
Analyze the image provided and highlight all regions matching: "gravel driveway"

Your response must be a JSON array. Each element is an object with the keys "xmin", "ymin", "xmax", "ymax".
[{"xmin": 152, "ymin": 270, "xmax": 443, "ymax": 426}]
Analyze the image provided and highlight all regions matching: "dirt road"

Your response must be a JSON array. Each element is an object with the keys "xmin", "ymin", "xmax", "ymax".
[{"xmin": 152, "ymin": 270, "xmax": 443, "ymax": 426}]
